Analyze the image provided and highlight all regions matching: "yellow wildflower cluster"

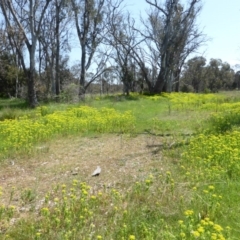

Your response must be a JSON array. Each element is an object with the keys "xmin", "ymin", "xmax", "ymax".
[
  {"xmin": 178, "ymin": 212, "xmax": 229, "ymax": 240},
  {"xmin": 182, "ymin": 131, "xmax": 240, "ymax": 180},
  {"xmin": 0, "ymin": 106, "xmax": 135, "ymax": 157},
  {"xmin": 162, "ymin": 92, "xmax": 224, "ymax": 111},
  {"xmin": 207, "ymin": 104, "xmax": 240, "ymax": 133},
  {"xmin": 184, "ymin": 209, "xmax": 194, "ymax": 217}
]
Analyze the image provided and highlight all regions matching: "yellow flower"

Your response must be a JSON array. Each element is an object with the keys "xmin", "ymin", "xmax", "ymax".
[
  {"xmin": 82, "ymin": 190, "xmax": 88, "ymax": 195},
  {"xmin": 178, "ymin": 220, "xmax": 184, "ymax": 225},
  {"xmin": 218, "ymin": 234, "xmax": 226, "ymax": 240},
  {"xmin": 149, "ymin": 174, "xmax": 154, "ymax": 179},
  {"xmin": 208, "ymin": 185, "xmax": 215, "ymax": 190},
  {"xmin": 192, "ymin": 231, "xmax": 200, "ymax": 237},
  {"xmin": 211, "ymin": 233, "xmax": 217, "ymax": 240},
  {"xmin": 9, "ymin": 205, "xmax": 16, "ymax": 210},
  {"xmin": 129, "ymin": 235, "xmax": 135, "ymax": 240},
  {"xmin": 213, "ymin": 224, "xmax": 223, "ymax": 232},
  {"xmin": 72, "ymin": 179, "xmax": 78, "ymax": 185},
  {"xmin": 197, "ymin": 226, "xmax": 204, "ymax": 233},
  {"xmin": 209, "ymin": 221, "xmax": 214, "ymax": 226},
  {"xmin": 184, "ymin": 210, "xmax": 194, "ymax": 216},
  {"xmin": 41, "ymin": 207, "xmax": 50, "ymax": 216},
  {"xmin": 180, "ymin": 232, "xmax": 186, "ymax": 238}
]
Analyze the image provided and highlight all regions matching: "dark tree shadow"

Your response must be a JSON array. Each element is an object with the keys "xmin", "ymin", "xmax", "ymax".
[{"xmin": 0, "ymin": 98, "xmax": 28, "ymax": 110}]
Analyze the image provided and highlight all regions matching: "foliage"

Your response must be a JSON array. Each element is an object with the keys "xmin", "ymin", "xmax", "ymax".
[
  {"xmin": 162, "ymin": 92, "xmax": 225, "ymax": 111},
  {"xmin": 0, "ymin": 175, "xmax": 232, "ymax": 239},
  {"xmin": 182, "ymin": 131, "xmax": 240, "ymax": 180},
  {"xmin": 0, "ymin": 53, "xmax": 25, "ymax": 98},
  {"xmin": 202, "ymin": 101, "xmax": 240, "ymax": 133},
  {"xmin": 0, "ymin": 0, "xmax": 237, "ymax": 103},
  {"xmin": 181, "ymin": 57, "xmax": 235, "ymax": 93},
  {"xmin": 0, "ymin": 105, "xmax": 135, "ymax": 158},
  {"xmin": 1, "ymin": 92, "xmax": 240, "ymax": 239},
  {"xmin": 59, "ymin": 83, "xmax": 79, "ymax": 102},
  {"xmin": 180, "ymin": 56, "xmax": 207, "ymax": 93}
]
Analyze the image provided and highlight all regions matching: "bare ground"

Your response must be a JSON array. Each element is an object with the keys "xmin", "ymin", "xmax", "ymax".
[{"xmin": 0, "ymin": 134, "xmax": 174, "ymax": 213}]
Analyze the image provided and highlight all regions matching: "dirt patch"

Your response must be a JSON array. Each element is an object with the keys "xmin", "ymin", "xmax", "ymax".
[{"xmin": 0, "ymin": 134, "xmax": 170, "ymax": 212}]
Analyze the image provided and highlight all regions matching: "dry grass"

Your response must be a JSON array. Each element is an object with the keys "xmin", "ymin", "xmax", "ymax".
[{"xmin": 0, "ymin": 134, "xmax": 174, "ymax": 215}]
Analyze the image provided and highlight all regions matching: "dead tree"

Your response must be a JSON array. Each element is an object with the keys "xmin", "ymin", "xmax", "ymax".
[{"xmin": 145, "ymin": 0, "xmax": 205, "ymax": 93}]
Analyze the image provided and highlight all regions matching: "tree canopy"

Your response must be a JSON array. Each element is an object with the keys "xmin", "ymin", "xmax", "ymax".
[{"xmin": 0, "ymin": 0, "xmax": 237, "ymax": 106}]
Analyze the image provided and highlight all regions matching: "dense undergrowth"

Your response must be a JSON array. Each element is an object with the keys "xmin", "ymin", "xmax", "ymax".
[{"xmin": 1, "ymin": 92, "xmax": 240, "ymax": 239}]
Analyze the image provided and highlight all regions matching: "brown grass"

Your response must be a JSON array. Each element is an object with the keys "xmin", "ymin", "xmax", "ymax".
[{"xmin": 0, "ymin": 134, "xmax": 174, "ymax": 215}]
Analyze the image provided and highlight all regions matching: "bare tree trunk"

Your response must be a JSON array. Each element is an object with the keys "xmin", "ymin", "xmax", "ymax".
[
  {"xmin": 79, "ymin": 44, "xmax": 86, "ymax": 99},
  {"xmin": 28, "ymin": 44, "xmax": 38, "ymax": 107},
  {"xmin": 154, "ymin": 59, "xmax": 169, "ymax": 93},
  {"xmin": 174, "ymin": 68, "xmax": 181, "ymax": 92},
  {"xmin": 71, "ymin": 0, "xmax": 108, "ymax": 100},
  {"xmin": 55, "ymin": 0, "xmax": 61, "ymax": 98}
]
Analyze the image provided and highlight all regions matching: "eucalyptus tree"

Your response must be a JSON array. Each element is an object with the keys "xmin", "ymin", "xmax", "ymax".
[
  {"xmin": 109, "ymin": 0, "xmax": 205, "ymax": 94},
  {"xmin": 107, "ymin": 10, "xmax": 139, "ymax": 95},
  {"xmin": 144, "ymin": 0, "xmax": 205, "ymax": 93},
  {"xmin": 181, "ymin": 58, "xmax": 235, "ymax": 92},
  {"xmin": 71, "ymin": 0, "xmax": 112, "ymax": 99},
  {"xmin": 0, "ymin": 51, "xmax": 26, "ymax": 98},
  {"xmin": 0, "ymin": 20, "xmax": 26, "ymax": 97},
  {"xmin": 181, "ymin": 56, "xmax": 206, "ymax": 92},
  {"xmin": 0, "ymin": 0, "xmax": 53, "ymax": 107},
  {"xmin": 106, "ymin": 2, "xmax": 158, "ymax": 94},
  {"xmin": 234, "ymin": 71, "xmax": 240, "ymax": 89},
  {"xmin": 0, "ymin": 22, "xmax": 9, "ymax": 54},
  {"xmin": 38, "ymin": 0, "xmax": 72, "ymax": 97},
  {"xmin": 205, "ymin": 59, "xmax": 234, "ymax": 92},
  {"xmin": 219, "ymin": 62, "xmax": 235, "ymax": 90},
  {"xmin": 205, "ymin": 58, "xmax": 222, "ymax": 92}
]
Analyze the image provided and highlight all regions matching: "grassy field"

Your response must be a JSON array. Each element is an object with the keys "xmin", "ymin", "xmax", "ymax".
[{"xmin": 1, "ymin": 92, "xmax": 240, "ymax": 239}]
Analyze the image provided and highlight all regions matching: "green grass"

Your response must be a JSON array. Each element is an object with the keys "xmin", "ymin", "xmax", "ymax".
[
  {"xmin": 0, "ymin": 98, "xmax": 28, "ymax": 110},
  {"xmin": 1, "ymin": 92, "xmax": 240, "ymax": 239},
  {"xmin": 87, "ymin": 94, "xmax": 204, "ymax": 134},
  {"xmin": 0, "ymin": 98, "xmax": 29, "ymax": 121}
]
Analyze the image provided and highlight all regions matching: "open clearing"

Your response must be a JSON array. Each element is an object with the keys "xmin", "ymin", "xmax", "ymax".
[{"xmin": 1, "ymin": 133, "xmax": 170, "ymax": 213}]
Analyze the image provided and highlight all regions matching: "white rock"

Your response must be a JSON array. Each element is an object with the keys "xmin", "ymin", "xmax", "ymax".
[{"xmin": 92, "ymin": 166, "xmax": 101, "ymax": 176}]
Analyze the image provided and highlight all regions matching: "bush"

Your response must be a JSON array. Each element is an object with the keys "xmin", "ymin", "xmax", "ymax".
[
  {"xmin": 205, "ymin": 110, "xmax": 240, "ymax": 134},
  {"xmin": 59, "ymin": 83, "xmax": 79, "ymax": 102}
]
